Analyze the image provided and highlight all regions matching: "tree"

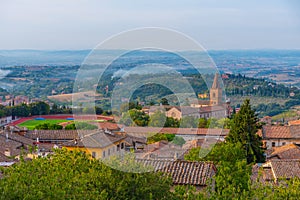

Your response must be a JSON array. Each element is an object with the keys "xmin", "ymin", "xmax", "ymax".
[
  {"xmin": 0, "ymin": 149, "xmax": 173, "ymax": 199},
  {"xmin": 147, "ymin": 134, "xmax": 175, "ymax": 144},
  {"xmin": 12, "ymin": 103, "xmax": 30, "ymax": 117},
  {"xmin": 35, "ymin": 123, "xmax": 63, "ymax": 130},
  {"xmin": 226, "ymin": 99, "xmax": 265, "ymax": 163},
  {"xmin": 172, "ymin": 136, "xmax": 186, "ymax": 146},
  {"xmin": 165, "ymin": 117, "xmax": 180, "ymax": 128},
  {"xmin": 30, "ymin": 102, "xmax": 50, "ymax": 115},
  {"xmin": 198, "ymin": 118, "xmax": 207, "ymax": 128},
  {"xmin": 160, "ymin": 98, "xmax": 169, "ymax": 105},
  {"xmin": 185, "ymin": 142, "xmax": 251, "ymax": 199},
  {"xmin": 206, "ymin": 118, "xmax": 218, "ymax": 128},
  {"xmin": 95, "ymin": 106, "xmax": 103, "ymax": 115},
  {"xmin": 128, "ymin": 109, "xmax": 149, "ymax": 126},
  {"xmin": 65, "ymin": 122, "xmax": 98, "ymax": 130},
  {"xmin": 120, "ymin": 101, "xmax": 141, "ymax": 113},
  {"xmin": 180, "ymin": 116, "xmax": 197, "ymax": 128},
  {"xmin": 148, "ymin": 110, "xmax": 166, "ymax": 127},
  {"xmin": 50, "ymin": 103, "xmax": 61, "ymax": 114},
  {"xmin": 119, "ymin": 112, "xmax": 134, "ymax": 126}
]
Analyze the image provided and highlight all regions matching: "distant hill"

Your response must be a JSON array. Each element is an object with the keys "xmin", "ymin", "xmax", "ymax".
[
  {"xmin": 0, "ymin": 50, "xmax": 89, "ymax": 67},
  {"xmin": 0, "ymin": 49, "xmax": 300, "ymax": 116}
]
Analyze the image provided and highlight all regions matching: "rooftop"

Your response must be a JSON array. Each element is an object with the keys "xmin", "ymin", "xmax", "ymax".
[
  {"xmin": 264, "ymin": 159, "xmax": 300, "ymax": 180},
  {"xmin": 124, "ymin": 127, "xmax": 229, "ymax": 137},
  {"xmin": 288, "ymin": 119, "xmax": 300, "ymax": 126},
  {"xmin": 252, "ymin": 159, "xmax": 300, "ymax": 184},
  {"xmin": 269, "ymin": 144, "xmax": 300, "ymax": 160},
  {"xmin": 62, "ymin": 129, "xmax": 125, "ymax": 148},
  {"xmin": 261, "ymin": 125, "xmax": 300, "ymax": 139},
  {"xmin": 137, "ymin": 159, "xmax": 216, "ymax": 186},
  {"xmin": 25, "ymin": 130, "xmax": 81, "ymax": 141}
]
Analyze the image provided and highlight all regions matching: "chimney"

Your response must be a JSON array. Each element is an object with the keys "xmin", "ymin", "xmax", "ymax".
[
  {"xmin": 4, "ymin": 148, "xmax": 11, "ymax": 157},
  {"xmin": 174, "ymin": 152, "xmax": 178, "ymax": 160}
]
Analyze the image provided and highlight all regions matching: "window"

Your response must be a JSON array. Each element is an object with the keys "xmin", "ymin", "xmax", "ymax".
[
  {"xmin": 92, "ymin": 152, "xmax": 96, "ymax": 158},
  {"xmin": 282, "ymin": 142, "xmax": 286, "ymax": 146},
  {"xmin": 117, "ymin": 144, "xmax": 120, "ymax": 151},
  {"xmin": 272, "ymin": 142, "xmax": 276, "ymax": 147},
  {"xmin": 121, "ymin": 143, "xmax": 124, "ymax": 149},
  {"xmin": 102, "ymin": 151, "xmax": 106, "ymax": 158},
  {"xmin": 108, "ymin": 148, "xmax": 110, "ymax": 156}
]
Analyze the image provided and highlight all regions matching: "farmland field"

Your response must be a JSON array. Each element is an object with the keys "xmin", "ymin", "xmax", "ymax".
[{"xmin": 18, "ymin": 119, "xmax": 71, "ymax": 130}]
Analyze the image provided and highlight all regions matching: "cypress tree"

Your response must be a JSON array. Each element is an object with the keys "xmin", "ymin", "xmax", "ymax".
[{"xmin": 226, "ymin": 99, "xmax": 265, "ymax": 163}]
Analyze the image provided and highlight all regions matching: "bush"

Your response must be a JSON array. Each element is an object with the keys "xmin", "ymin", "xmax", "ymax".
[
  {"xmin": 35, "ymin": 123, "xmax": 63, "ymax": 130},
  {"xmin": 65, "ymin": 122, "xmax": 98, "ymax": 130}
]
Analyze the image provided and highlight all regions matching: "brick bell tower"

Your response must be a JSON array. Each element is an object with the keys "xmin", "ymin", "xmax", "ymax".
[{"xmin": 210, "ymin": 73, "xmax": 222, "ymax": 105}]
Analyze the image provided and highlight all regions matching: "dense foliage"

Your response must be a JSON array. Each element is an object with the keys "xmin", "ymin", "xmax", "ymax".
[
  {"xmin": 0, "ymin": 133, "xmax": 292, "ymax": 199},
  {"xmin": 35, "ymin": 122, "xmax": 63, "ymax": 130},
  {"xmin": 226, "ymin": 99, "xmax": 265, "ymax": 163},
  {"xmin": 224, "ymin": 74, "xmax": 293, "ymax": 98},
  {"xmin": 185, "ymin": 142, "xmax": 251, "ymax": 199},
  {"xmin": 147, "ymin": 133, "xmax": 175, "ymax": 144},
  {"xmin": 65, "ymin": 122, "xmax": 98, "ymax": 130},
  {"xmin": 0, "ymin": 149, "xmax": 173, "ymax": 200},
  {"xmin": 0, "ymin": 102, "xmax": 71, "ymax": 118},
  {"xmin": 119, "ymin": 109, "xmax": 229, "ymax": 129},
  {"xmin": 184, "ymin": 142, "xmax": 300, "ymax": 199}
]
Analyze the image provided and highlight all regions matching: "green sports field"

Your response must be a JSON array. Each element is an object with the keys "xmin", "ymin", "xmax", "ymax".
[{"xmin": 18, "ymin": 119, "xmax": 70, "ymax": 130}]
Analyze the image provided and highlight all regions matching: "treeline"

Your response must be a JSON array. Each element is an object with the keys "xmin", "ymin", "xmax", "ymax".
[
  {"xmin": 35, "ymin": 122, "xmax": 98, "ymax": 130},
  {"xmin": 0, "ymin": 102, "xmax": 71, "ymax": 118},
  {"xmin": 224, "ymin": 73, "xmax": 295, "ymax": 98},
  {"xmin": 0, "ymin": 101, "xmax": 110, "ymax": 118},
  {"xmin": 119, "ymin": 108, "xmax": 231, "ymax": 128},
  {"xmin": 254, "ymin": 98, "xmax": 300, "ymax": 117}
]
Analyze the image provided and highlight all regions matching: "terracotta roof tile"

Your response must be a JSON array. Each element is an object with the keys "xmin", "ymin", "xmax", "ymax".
[
  {"xmin": 269, "ymin": 144, "xmax": 300, "ymax": 160},
  {"xmin": 25, "ymin": 130, "xmax": 80, "ymax": 141},
  {"xmin": 137, "ymin": 159, "xmax": 216, "ymax": 186},
  {"xmin": 253, "ymin": 160, "xmax": 300, "ymax": 183},
  {"xmin": 62, "ymin": 129, "xmax": 125, "ymax": 148},
  {"xmin": 0, "ymin": 132, "xmax": 34, "ymax": 146},
  {"xmin": 0, "ymin": 134, "xmax": 29, "ymax": 156},
  {"xmin": 269, "ymin": 159, "xmax": 300, "ymax": 179},
  {"xmin": 289, "ymin": 120, "xmax": 300, "ymax": 125},
  {"xmin": 98, "ymin": 122, "xmax": 120, "ymax": 131},
  {"xmin": 262, "ymin": 126, "xmax": 292, "ymax": 139},
  {"xmin": 124, "ymin": 127, "xmax": 229, "ymax": 137},
  {"xmin": 262, "ymin": 125, "xmax": 300, "ymax": 139}
]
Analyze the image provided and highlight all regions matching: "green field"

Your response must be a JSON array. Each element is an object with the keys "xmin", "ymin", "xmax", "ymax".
[{"xmin": 18, "ymin": 119, "xmax": 70, "ymax": 130}]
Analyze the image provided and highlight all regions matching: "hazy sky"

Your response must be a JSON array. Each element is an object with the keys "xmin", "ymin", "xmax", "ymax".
[{"xmin": 1, "ymin": 0, "xmax": 300, "ymax": 50}]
